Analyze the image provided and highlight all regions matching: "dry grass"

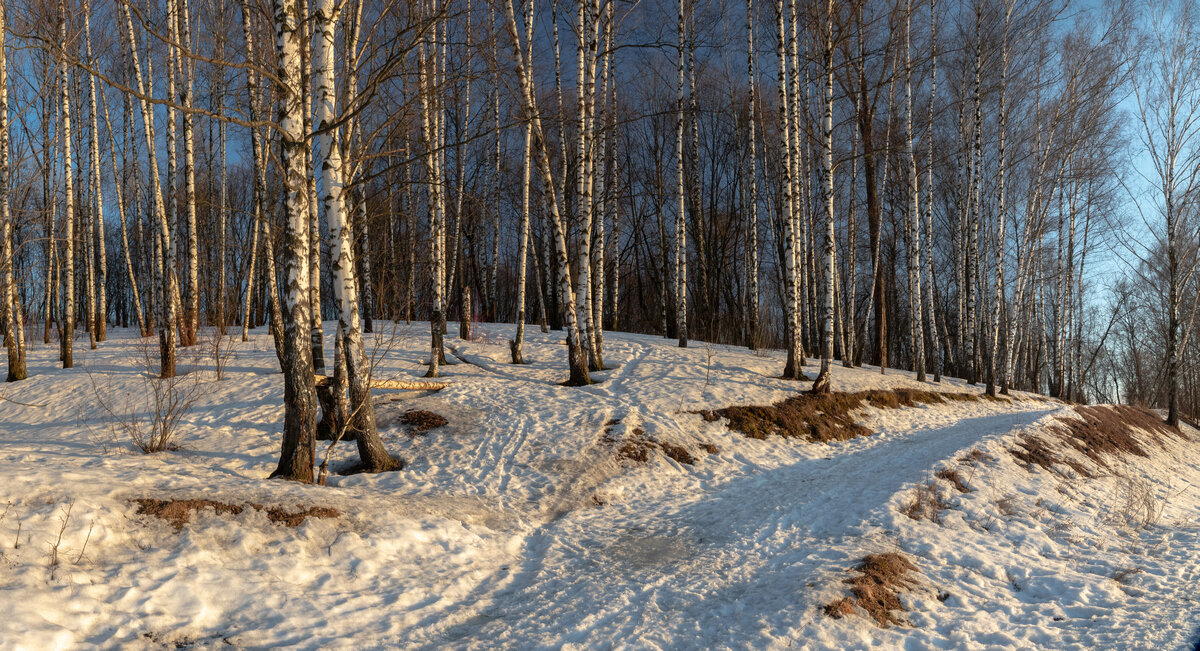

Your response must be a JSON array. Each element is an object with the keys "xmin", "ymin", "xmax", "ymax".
[
  {"xmin": 959, "ymin": 448, "xmax": 992, "ymax": 467},
  {"xmin": 824, "ymin": 552, "xmax": 921, "ymax": 627},
  {"xmin": 1111, "ymin": 567, "xmax": 1143, "ymax": 584},
  {"xmin": 995, "ymin": 495, "xmax": 1019, "ymax": 517},
  {"xmin": 133, "ymin": 498, "xmax": 339, "ymax": 531},
  {"xmin": 1050, "ymin": 405, "xmax": 1175, "ymax": 469},
  {"xmin": 1009, "ymin": 405, "xmax": 1180, "ymax": 477},
  {"xmin": 900, "ymin": 482, "xmax": 951, "ymax": 523},
  {"xmin": 1009, "ymin": 434, "xmax": 1091, "ymax": 477},
  {"xmin": 936, "ymin": 468, "xmax": 970, "ymax": 493},
  {"xmin": 708, "ymin": 389, "xmax": 984, "ymax": 444}
]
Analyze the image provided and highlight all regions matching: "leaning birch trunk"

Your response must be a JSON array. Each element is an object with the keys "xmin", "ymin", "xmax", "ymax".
[
  {"xmin": 510, "ymin": 0, "xmax": 535, "ymax": 365},
  {"xmin": 101, "ymin": 88, "xmax": 147, "ymax": 339},
  {"xmin": 903, "ymin": 0, "xmax": 925, "ymax": 382},
  {"xmin": 82, "ymin": 0, "xmax": 106, "ymax": 343},
  {"xmin": 312, "ymin": 0, "xmax": 398, "ymax": 473},
  {"xmin": 810, "ymin": 0, "xmax": 836, "ymax": 395},
  {"xmin": 123, "ymin": 5, "xmax": 179, "ymax": 377},
  {"xmin": 590, "ymin": 8, "xmax": 613, "ymax": 369},
  {"xmin": 0, "ymin": 0, "xmax": 26, "ymax": 381},
  {"xmin": 502, "ymin": 0, "xmax": 589, "ymax": 385},
  {"xmin": 58, "ymin": 0, "xmax": 76, "ymax": 369},
  {"xmin": 82, "ymin": 0, "xmax": 105, "ymax": 343},
  {"xmin": 240, "ymin": 0, "xmax": 263, "ymax": 343},
  {"xmin": 775, "ymin": 0, "xmax": 801, "ymax": 380},
  {"xmin": 269, "ymin": 0, "xmax": 320, "ymax": 482},
  {"xmin": 175, "ymin": 0, "xmax": 199, "ymax": 347},
  {"xmin": 674, "ymin": 0, "xmax": 688, "ymax": 349}
]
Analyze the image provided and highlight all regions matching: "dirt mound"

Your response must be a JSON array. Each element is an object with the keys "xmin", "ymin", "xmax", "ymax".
[
  {"xmin": 706, "ymin": 389, "xmax": 982, "ymax": 443},
  {"xmin": 133, "ymin": 498, "xmax": 339, "ymax": 531},
  {"xmin": 824, "ymin": 552, "xmax": 921, "ymax": 627},
  {"xmin": 616, "ymin": 427, "xmax": 696, "ymax": 465},
  {"xmin": 403, "ymin": 409, "xmax": 448, "ymax": 433}
]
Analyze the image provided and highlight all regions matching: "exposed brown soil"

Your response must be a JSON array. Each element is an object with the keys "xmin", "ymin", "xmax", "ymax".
[
  {"xmin": 659, "ymin": 441, "xmax": 697, "ymax": 465},
  {"xmin": 403, "ymin": 409, "xmax": 448, "ymax": 433},
  {"xmin": 824, "ymin": 552, "xmax": 921, "ymax": 627},
  {"xmin": 133, "ymin": 498, "xmax": 339, "ymax": 531},
  {"xmin": 705, "ymin": 389, "xmax": 983, "ymax": 443},
  {"xmin": 615, "ymin": 427, "xmax": 696, "ymax": 466},
  {"xmin": 1008, "ymin": 405, "xmax": 1179, "ymax": 476}
]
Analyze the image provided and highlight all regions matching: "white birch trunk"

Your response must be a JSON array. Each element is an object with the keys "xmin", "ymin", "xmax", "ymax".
[
  {"xmin": 810, "ymin": 0, "xmax": 835, "ymax": 395},
  {"xmin": 313, "ymin": 0, "xmax": 397, "ymax": 471},
  {"xmin": 674, "ymin": 0, "xmax": 688, "ymax": 349},
  {"xmin": 0, "ymin": 0, "xmax": 26, "ymax": 381},
  {"xmin": 501, "ymin": 0, "xmax": 589, "ymax": 385},
  {"xmin": 123, "ymin": 5, "xmax": 179, "ymax": 377},
  {"xmin": 58, "ymin": 0, "xmax": 76, "ymax": 369},
  {"xmin": 903, "ymin": 0, "xmax": 925, "ymax": 382},
  {"xmin": 269, "ymin": 0, "xmax": 319, "ymax": 481}
]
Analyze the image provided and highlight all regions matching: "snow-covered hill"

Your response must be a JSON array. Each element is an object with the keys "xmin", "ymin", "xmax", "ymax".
[{"xmin": 0, "ymin": 325, "xmax": 1197, "ymax": 650}]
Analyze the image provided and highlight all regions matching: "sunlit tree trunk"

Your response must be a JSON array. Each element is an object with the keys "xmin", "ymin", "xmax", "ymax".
[
  {"xmin": 58, "ymin": 0, "xmax": 76, "ymax": 369},
  {"xmin": 903, "ymin": 0, "xmax": 925, "ymax": 382},
  {"xmin": 313, "ymin": 0, "xmax": 398, "ymax": 472},
  {"xmin": 511, "ymin": 0, "xmax": 535, "ymax": 364},
  {"xmin": 810, "ymin": 0, "xmax": 835, "ymax": 395},
  {"xmin": 269, "ymin": 0, "xmax": 319, "ymax": 482},
  {"xmin": 0, "ymin": 0, "xmax": 26, "ymax": 381},
  {"xmin": 744, "ymin": 0, "xmax": 758, "ymax": 350},
  {"xmin": 674, "ymin": 0, "xmax": 688, "ymax": 349},
  {"xmin": 502, "ymin": 0, "xmax": 589, "ymax": 385},
  {"xmin": 775, "ymin": 0, "xmax": 800, "ymax": 380}
]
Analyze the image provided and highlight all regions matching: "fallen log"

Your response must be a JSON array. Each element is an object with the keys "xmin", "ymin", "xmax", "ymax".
[{"xmin": 313, "ymin": 375, "xmax": 449, "ymax": 391}]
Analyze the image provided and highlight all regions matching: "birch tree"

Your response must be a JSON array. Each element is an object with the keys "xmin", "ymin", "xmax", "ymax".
[
  {"xmin": 312, "ymin": 0, "xmax": 399, "ymax": 472},
  {"xmin": 0, "ymin": 0, "xmax": 26, "ymax": 382},
  {"xmin": 269, "ymin": 0, "xmax": 320, "ymax": 482}
]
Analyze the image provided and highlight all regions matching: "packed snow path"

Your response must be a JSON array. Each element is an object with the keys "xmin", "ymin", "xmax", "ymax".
[{"xmin": 0, "ymin": 325, "xmax": 1197, "ymax": 650}]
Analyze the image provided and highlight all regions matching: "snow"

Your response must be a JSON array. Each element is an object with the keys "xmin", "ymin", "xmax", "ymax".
[{"xmin": 0, "ymin": 324, "xmax": 1197, "ymax": 649}]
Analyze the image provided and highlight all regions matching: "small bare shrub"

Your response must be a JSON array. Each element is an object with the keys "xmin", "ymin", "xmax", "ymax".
[
  {"xmin": 901, "ymin": 482, "xmax": 950, "ymax": 523},
  {"xmin": 996, "ymin": 495, "xmax": 1019, "ymax": 517},
  {"xmin": 48, "ymin": 500, "xmax": 73, "ymax": 578},
  {"xmin": 205, "ymin": 328, "xmax": 239, "ymax": 380},
  {"xmin": 702, "ymin": 341, "xmax": 717, "ymax": 386},
  {"xmin": 89, "ymin": 340, "xmax": 203, "ymax": 453},
  {"xmin": 1111, "ymin": 567, "xmax": 1143, "ymax": 584},
  {"xmin": 1106, "ymin": 477, "xmax": 1163, "ymax": 530}
]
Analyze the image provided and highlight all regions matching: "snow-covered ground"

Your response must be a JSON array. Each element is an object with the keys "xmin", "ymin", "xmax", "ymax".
[{"xmin": 0, "ymin": 324, "xmax": 1197, "ymax": 650}]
